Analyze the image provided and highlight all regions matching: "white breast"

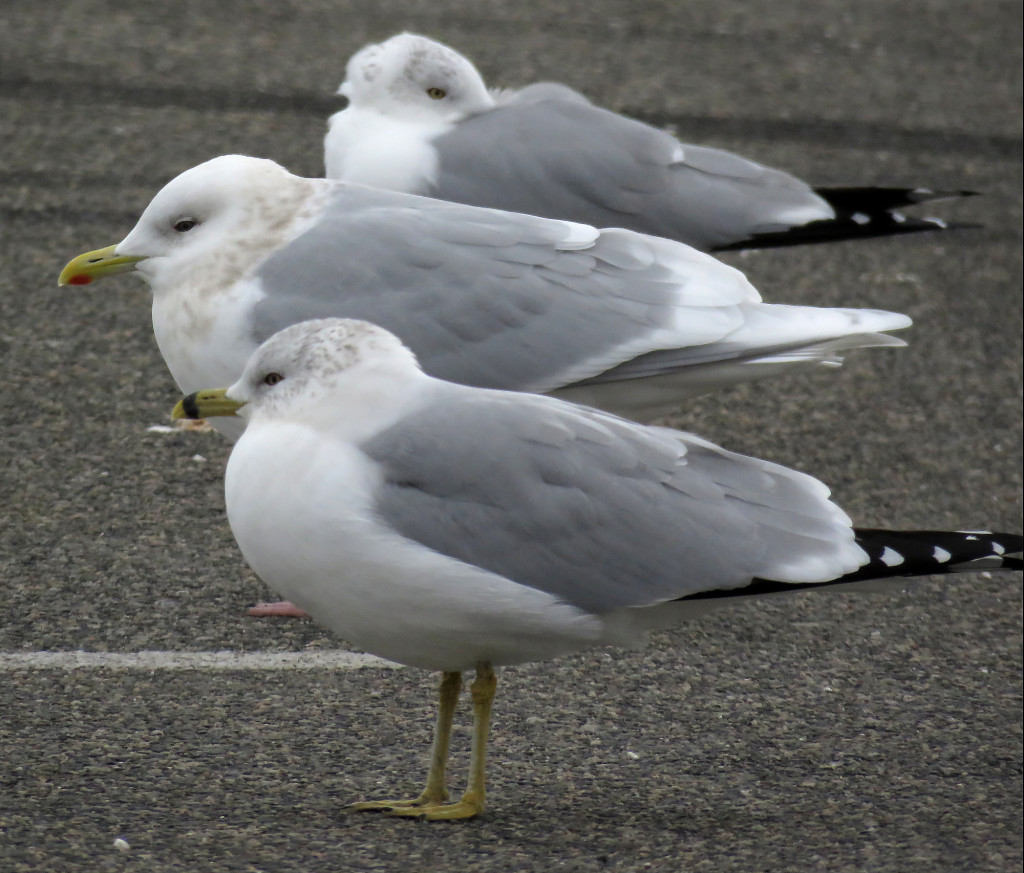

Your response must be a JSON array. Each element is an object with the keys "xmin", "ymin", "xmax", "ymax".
[
  {"xmin": 151, "ymin": 275, "xmax": 266, "ymax": 394},
  {"xmin": 324, "ymin": 108, "xmax": 449, "ymax": 195},
  {"xmin": 225, "ymin": 422, "xmax": 602, "ymax": 671}
]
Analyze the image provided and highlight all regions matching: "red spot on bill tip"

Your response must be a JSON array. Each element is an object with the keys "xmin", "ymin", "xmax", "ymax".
[{"xmin": 67, "ymin": 275, "xmax": 94, "ymax": 285}]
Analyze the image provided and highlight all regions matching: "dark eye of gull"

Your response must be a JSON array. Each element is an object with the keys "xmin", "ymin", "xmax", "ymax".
[
  {"xmin": 262, "ymin": 372, "xmax": 285, "ymax": 386},
  {"xmin": 173, "ymin": 218, "xmax": 198, "ymax": 233},
  {"xmin": 426, "ymin": 87, "xmax": 446, "ymax": 100}
]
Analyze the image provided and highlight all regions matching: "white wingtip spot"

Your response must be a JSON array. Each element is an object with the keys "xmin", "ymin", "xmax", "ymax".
[
  {"xmin": 851, "ymin": 212, "xmax": 871, "ymax": 225},
  {"xmin": 558, "ymin": 221, "xmax": 601, "ymax": 251},
  {"xmin": 932, "ymin": 546, "xmax": 952, "ymax": 563},
  {"xmin": 991, "ymin": 541, "xmax": 1005, "ymax": 555},
  {"xmin": 879, "ymin": 546, "xmax": 905, "ymax": 567}
]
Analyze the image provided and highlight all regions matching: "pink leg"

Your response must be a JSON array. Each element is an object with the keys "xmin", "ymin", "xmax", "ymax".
[{"xmin": 247, "ymin": 601, "xmax": 309, "ymax": 618}]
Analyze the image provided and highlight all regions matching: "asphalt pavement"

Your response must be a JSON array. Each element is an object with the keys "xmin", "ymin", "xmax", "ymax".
[{"xmin": 1, "ymin": 1, "xmax": 1021, "ymax": 871}]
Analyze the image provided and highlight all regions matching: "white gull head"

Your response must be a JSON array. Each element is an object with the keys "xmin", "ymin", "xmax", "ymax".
[
  {"xmin": 114, "ymin": 155, "xmax": 316, "ymax": 289},
  {"xmin": 228, "ymin": 318, "xmax": 427, "ymax": 441},
  {"xmin": 338, "ymin": 32, "xmax": 496, "ymax": 123}
]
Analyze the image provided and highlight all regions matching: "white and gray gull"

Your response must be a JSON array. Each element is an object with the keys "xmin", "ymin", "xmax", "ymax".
[
  {"xmin": 59, "ymin": 154, "xmax": 910, "ymax": 440},
  {"xmin": 324, "ymin": 33, "xmax": 974, "ymax": 252},
  {"xmin": 172, "ymin": 317, "xmax": 1023, "ymax": 821},
  {"xmin": 58, "ymin": 154, "xmax": 910, "ymax": 618}
]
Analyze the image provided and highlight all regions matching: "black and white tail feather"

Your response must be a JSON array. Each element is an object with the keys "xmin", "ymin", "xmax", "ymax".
[
  {"xmin": 681, "ymin": 529, "xmax": 1023, "ymax": 602},
  {"xmin": 715, "ymin": 188, "xmax": 979, "ymax": 251}
]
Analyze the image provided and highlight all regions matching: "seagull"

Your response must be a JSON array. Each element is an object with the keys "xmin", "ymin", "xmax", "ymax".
[
  {"xmin": 58, "ymin": 155, "xmax": 911, "ymax": 619},
  {"xmin": 324, "ymin": 33, "xmax": 975, "ymax": 252},
  {"xmin": 59, "ymin": 154, "xmax": 911, "ymax": 439},
  {"xmin": 172, "ymin": 317, "xmax": 1022, "ymax": 820}
]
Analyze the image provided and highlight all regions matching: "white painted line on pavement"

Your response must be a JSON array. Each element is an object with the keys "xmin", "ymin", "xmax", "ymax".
[{"xmin": 0, "ymin": 650, "xmax": 400, "ymax": 671}]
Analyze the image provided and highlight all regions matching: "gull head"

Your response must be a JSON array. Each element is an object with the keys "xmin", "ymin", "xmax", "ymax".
[
  {"xmin": 176, "ymin": 319, "xmax": 426, "ymax": 437},
  {"xmin": 59, "ymin": 155, "xmax": 315, "ymax": 291},
  {"xmin": 338, "ymin": 33, "xmax": 495, "ymax": 122}
]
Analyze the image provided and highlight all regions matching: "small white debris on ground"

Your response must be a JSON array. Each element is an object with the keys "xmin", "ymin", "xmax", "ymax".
[{"xmin": 147, "ymin": 418, "xmax": 215, "ymax": 434}]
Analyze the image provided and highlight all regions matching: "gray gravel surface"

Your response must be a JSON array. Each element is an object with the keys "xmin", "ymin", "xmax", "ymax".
[{"xmin": 1, "ymin": 1, "xmax": 1021, "ymax": 871}]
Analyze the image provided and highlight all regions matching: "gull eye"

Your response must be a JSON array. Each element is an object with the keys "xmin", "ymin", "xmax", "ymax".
[
  {"xmin": 173, "ymin": 218, "xmax": 198, "ymax": 233},
  {"xmin": 262, "ymin": 372, "xmax": 285, "ymax": 386},
  {"xmin": 426, "ymin": 87, "xmax": 446, "ymax": 100}
]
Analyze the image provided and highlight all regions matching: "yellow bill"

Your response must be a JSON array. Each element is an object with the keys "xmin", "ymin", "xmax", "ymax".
[
  {"xmin": 58, "ymin": 245, "xmax": 146, "ymax": 286},
  {"xmin": 172, "ymin": 388, "xmax": 245, "ymax": 421}
]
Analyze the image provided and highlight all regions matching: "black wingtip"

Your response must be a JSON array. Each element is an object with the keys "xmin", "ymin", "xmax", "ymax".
[
  {"xmin": 844, "ymin": 528, "xmax": 1023, "ymax": 581},
  {"xmin": 813, "ymin": 186, "xmax": 980, "ymax": 212},
  {"xmin": 674, "ymin": 529, "xmax": 1022, "ymax": 604},
  {"xmin": 712, "ymin": 186, "xmax": 981, "ymax": 251},
  {"xmin": 713, "ymin": 216, "xmax": 981, "ymax": 252}
]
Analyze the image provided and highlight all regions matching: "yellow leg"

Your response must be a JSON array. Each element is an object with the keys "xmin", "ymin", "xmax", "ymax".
[
  {"xmin": 412, "ymin": 661, "xmax": 497, "ymax": 820},
  {"xmin": 353, "ymin": 663, "xmax": 498, "ymax": 821},
  {"xmin": 347, "ymin": 670, "xmax": 463, "ymax": 812}
]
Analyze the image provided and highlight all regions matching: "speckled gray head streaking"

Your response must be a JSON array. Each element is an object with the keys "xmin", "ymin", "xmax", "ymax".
[{"xmin": 228, "ymin": 318, "xmax": 419, "ymax": 424}]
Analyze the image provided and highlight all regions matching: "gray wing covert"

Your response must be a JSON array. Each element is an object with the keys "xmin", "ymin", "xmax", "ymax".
[
  {"xmin": 360, "ymin": 388, "xmax": 852, "ymax": 614},
  {"xmin": 432, "ymin": 93, "xmax": 831, "ymax": 250},
  {"xmin": 251, "ymin": 185, "xmax": 722, "ymax": 393}
]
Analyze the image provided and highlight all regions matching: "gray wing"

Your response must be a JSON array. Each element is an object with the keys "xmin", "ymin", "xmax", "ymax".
[
  {"xmin": 496, "ymin": 81, "xmax": 594, "ymax": 106},
  {"xmin": 430, "ymin": 90, "xmax": 833, "ymax": 251},
  {"xmin": 361, "ymin": 386, "xmax": 862, "ymax": 615},
  {"xmin": 252, "ymin": 183, "xmax": 752, "ymax": 394}
]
